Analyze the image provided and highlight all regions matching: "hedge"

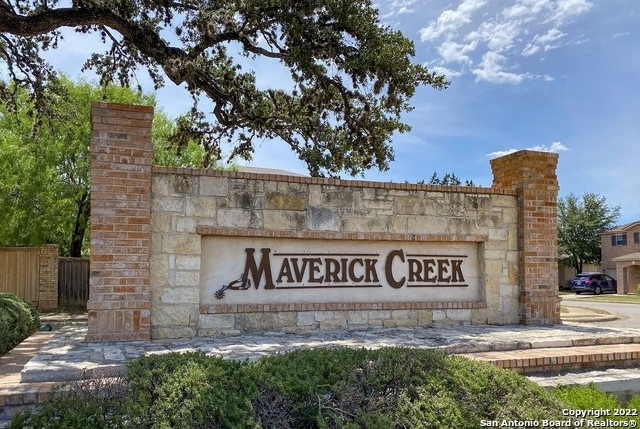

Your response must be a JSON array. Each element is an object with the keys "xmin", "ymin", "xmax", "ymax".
[{"xmin": 0, "ymin": 293, "xmax": 40, "ymax": 356}]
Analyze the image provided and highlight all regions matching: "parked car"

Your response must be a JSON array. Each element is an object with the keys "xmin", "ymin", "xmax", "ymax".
[{"xmin": 570, "ymin": 272, "xmax": 617, "ymax": 295}]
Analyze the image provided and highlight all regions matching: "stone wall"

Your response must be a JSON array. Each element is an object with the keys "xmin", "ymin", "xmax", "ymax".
[
  {"xmin": 87, "ymin": 102, "xmax": 560, "ymax": 341},
  {"xmin": 149, "ymin": 170, "xmax": 520, "ymax": 338}
]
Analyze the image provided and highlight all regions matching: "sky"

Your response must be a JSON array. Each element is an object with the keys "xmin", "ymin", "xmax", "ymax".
[{"xmin": 28, "ymin": 0, "xmax": 640, "ymax": 224}]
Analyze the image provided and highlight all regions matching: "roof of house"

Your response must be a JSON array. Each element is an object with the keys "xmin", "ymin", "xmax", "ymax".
[
  {"xmin": 236, "ymin": 166, "xmax": 308, "ymax": 177},
  {"xmin": 600, "ymin": 221, "xmax": 640, "ymax": 235}
]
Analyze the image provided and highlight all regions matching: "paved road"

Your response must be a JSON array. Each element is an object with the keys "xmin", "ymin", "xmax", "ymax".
[{"xmin": 561, "ymin": 294, "xmax": 640, "ymax": 329}]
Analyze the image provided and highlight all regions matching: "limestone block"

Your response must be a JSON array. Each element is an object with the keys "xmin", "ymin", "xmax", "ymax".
[
  {"xmin": 314, "ymin": 310, "xmax": 345, "ymax": 322},
  {"xmin": 447, "ymin": 218, "xmax": 477, "ymax": 235},
  {"xmin": 391, "ymin": 310, "xmax": 410, "ymax": 320},
  {"xmin": 230, "ymin": 178, "xmax": 264, "ymax": 193},
  {"xmin": 170, "ymin": 175, "xmax": 193, "ymax": 194},
  {"xmin": 500, "ymin": 284, "xmax": 517, "ymax": 297},
  {"xmin": 162, "ymin": 234, "xmax": 201, "ymax": 255},
  {"xmin": 484, "ymin": 249, "xmax": 506, "ymax": 260},
  {"xmin": 340, "ymin": 216, "xmax": 390, "ymax": 233},
  {"xmin": 308, "ymin": 186, "xmax": 323, "ymax": 206},
  {"xmin": 406, "ymin": 216, "xmax": 448, "ymax": 235},
  {"xmin": 217, "ymin": 208, "xmax": 263, "ymax": 228},
  {"xmin": 242, "ymin": 313, "xmax": 278, "ymax": 331},
  {"xmin": 319, "ymin": 319, "xmax": 348, "ymax": 330},
  {"xmin": 175, "ymin": 271, "xmax": 199, "ymax": 287},
  {"xmin": 159, "ymin": 287, "xmax": 199, "ymax": 304},
  {"xmin": 492, "ymin": 195, "xmax": 516, "ymax": 208},
  {"xmin": 199, "ymin": 313, "xmax": 236, "ymax": 329},
  {"xmin": 264, "ymin": 210, "xmax": 306, "ymax": 231},
  {"xmin": 412, "ymin": 310, "xmax": 433, "ymax": 325},
  {"xmin": 322, "ymin": 189, "xmax": 354, "ymax": 208},
  {"xmin": 347, "ymin": 311, "xmax": 369, "ymax": 325},
  {"xmin": 151, "ymin": 234, "xmax": 162, "ymax": 255},
  {"xmin": 308, "ymin": 207, "xmax": 339, "ymax": 231},
  {"xmin": 471, "ymin": 308, "xmax": 488, "ymax": 325},
  {"xmin": 172, "ymin": 217, "xmax": 197, "ymax": 233},
  {"xmin": 432, "ymin": 310, "xmax": 446, "ymax": 321},
  {"xmin": 446, "ymin": 309, "xmax": 471, "ymax": 321},
  {"xmin": 176, "ymin": 255, "xmax": 200, "ymax": 271},
  {"xmin": 230, "ymin": 191, "xmax": 264, "ymax": 210},
  {"xmin": 394, "ymin": 197, "xmax": 426, "ymax": 215},
  {"xmin": 152, "ymin": 326, "xmax": 195, "ymax": 340},
  {"xmin": 368, "ymin": 310, "xmax": 391, "ymax": 320},
  {"xmin": 277, "ymin": 312, "xmax": 297, "ymax": 327},
  {"xmin": 150, "ymin": 255, "xmax": 169, "ymax": 286},
  {"xmin": 152, "ymin": 304, "xmax": 194, "ymax": 326},
  {"xmin": 186, "ymin": 197, "xmax": 217, "ymax": 217},
  {"xmin": 478, "ymin": 213, "xmax": 502, "ymax": 228},
  {"xmin": 152, "ymin": 197, "xmax": 185, "ymax": 213},
  {"xmin": 363, "ymin": 188, "xmax": 391, "ymax": 201},
  {"xmin": 502, "ymin": 207, "xmax": 517, "ymax": 223},
  {"xmin": 390, "ymin": 216, "xmax": 408, "ymax": 234},
  {"xmin": 151, "ymin": 212, "xmax": 174, "ymax": 233},
  {"xmin": 200, "ymin": 176, "xmax": 229, "ymax": 197},
  {"xmin": 363, "ymin": 199, "xmax": 393, "ymax": 211},
  {"xmin": 488, "ymin": 229, "xmax": 508, "ymax": 241},
  {"xmin": 508, "ymin": 263, "xmax": 518, "ymax": 284},
  {"xmin": 266, "ymin": 191, "xmax": 307, "ymax": 211},
  {"xmin": 297, "ymin": 311, "xmax": 316, "ymax": 326},
  {"xmin": 152, "ymin": 176, "xmax": 171, "ymax": 197},
  {"xmin": 383, "ymin": 318, "xmax": 418, "ymax": 328}
]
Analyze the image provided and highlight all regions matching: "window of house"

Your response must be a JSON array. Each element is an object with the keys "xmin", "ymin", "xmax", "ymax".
[
  {"xmin": 611, "ymin": 234, "xmax": 627, "ymax": 246},
  {"xmin": 635, "ymin": 232, "xmax": 639, "ymax": 244}
]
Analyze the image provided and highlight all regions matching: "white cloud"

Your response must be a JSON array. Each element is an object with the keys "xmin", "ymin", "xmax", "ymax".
[
  {"xmin": 419, "ymin": 0, "xmax": 487, "ymax": 42},
  {"xmin": 472, "ymin": 52, "xmax": 530, "ymax": 84},
  {"xmin": 486, "ymin": 141, "xmax": 570, "ymax": 158},
  {"xmin": 521, "ymin": 28, "xmax": 567, "ymax": 56},
  {"xmin": 379, "ymin": 0, "xmax": 418, "ymax": 18},
  {"xmin": 428, "ymin": 65, "xmax": 464, "ymax": 78},
  {"xmin": 550, "ymin": 0, "xmax": 592, "ymax": 24},
  {"xmin": 420, "ymin": 0, "xmax": 593, "ymax": 84},
  {"xmin": 438, "ymin": 40, "xmax": 478, "ymax": 64}
]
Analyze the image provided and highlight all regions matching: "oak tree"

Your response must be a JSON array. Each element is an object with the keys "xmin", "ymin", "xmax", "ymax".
[
  {"xmin": 0, "ymin": 0, "xmax": 448, "ymax": 176},
  {"xmin": 558, "ymin": 192, "xmax": 621, "ymax": 274},
  {"xmin": 0, "ymin": 76, "xmax": 206, "ymax": 256}
]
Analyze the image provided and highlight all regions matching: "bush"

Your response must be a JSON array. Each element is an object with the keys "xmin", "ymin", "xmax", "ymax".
[
  {"xmin": 11, "ymin": 347, "xmax": 569, "ymax": 429},
  {"xmin": 636, "ymin": 283, "xmax": 640, "ymax": 295},
  {"xmin": 555, "ymin": 383, "xmax": 640, "ymax": 425},
  {"xmin": 0, "ymin": 293, "xmax": 40, "ymax": 356}
]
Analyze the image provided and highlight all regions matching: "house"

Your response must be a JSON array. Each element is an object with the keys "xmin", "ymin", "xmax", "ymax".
[{"xmin": 600, "ymin": 221, "xmax": 640, "ymax": 294}]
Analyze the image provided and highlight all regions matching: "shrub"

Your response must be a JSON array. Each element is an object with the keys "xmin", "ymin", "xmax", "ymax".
[
  {"xmin": 636, "ymin": 283, "xmax": 640, "ymax": 295},
  {"xmin": 11, "ymin": 347, "xmax": 569, "ymax": 429},
  {"xmin": 555, "ymin": 383, "xmax": 640, "ymax": 425},
  {"xmin": 0, "ymin": 293, "xmax": 40, "ymax": 356}
]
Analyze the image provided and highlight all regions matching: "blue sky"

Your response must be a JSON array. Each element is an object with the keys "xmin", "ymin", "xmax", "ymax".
[{"xmin": 34, "ymin": 0, "xmax": 640, "ymax": 224}]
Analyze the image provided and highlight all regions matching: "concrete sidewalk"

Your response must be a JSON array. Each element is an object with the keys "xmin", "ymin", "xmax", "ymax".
[{"xmin": 1, "ymin": 306, "xmax": 640, "ymax": 424}]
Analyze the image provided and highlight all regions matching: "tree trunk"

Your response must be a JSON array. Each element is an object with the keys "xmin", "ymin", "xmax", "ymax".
[{"xmin": 70, "ymin": 191, "xmax": 90, "ymax": 257}]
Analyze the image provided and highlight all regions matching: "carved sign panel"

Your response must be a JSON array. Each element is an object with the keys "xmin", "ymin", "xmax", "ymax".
[{"xmin": 200, "ymin": 236, "xmax": 481, "ymax": 305}]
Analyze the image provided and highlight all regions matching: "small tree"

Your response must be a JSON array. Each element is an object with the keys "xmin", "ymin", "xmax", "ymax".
[
  {"xmin": 424, "ymin": 172, "xmax": 475, "ymax": 186},
  {"xmin": 0, "ymin": 76, "xmax": 210, "ymax": 256},
  {"xmin": 558, "ymin": 193, "xmax": 621, "ymax": 274}
]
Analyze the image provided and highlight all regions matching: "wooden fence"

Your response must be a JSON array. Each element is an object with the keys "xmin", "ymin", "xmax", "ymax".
[
  {"xmin": 0, "ymin": 247, "xmax": 40, "ymax": 303},
  {"xmin": 58, "ymin": 257, "xmax": 90, "ymax": 308}
]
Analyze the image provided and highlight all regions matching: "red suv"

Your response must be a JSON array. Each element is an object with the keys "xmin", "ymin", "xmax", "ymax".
[{"xmin": 570, "ymin": 272, "xmax": 617, "ymax": 295}]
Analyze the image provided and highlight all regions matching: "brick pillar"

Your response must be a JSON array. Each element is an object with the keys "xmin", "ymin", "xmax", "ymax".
[
  {"xmin": 38, "ymin": 244, "xmax": 59, "ymax": 310},
  {"xmin": 87, "ymin": 102, "xmax": 153, "ymax": 341},
  {"xmin": 490, "ymin": 150, "xmax": 561, "ymax": 325}
]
